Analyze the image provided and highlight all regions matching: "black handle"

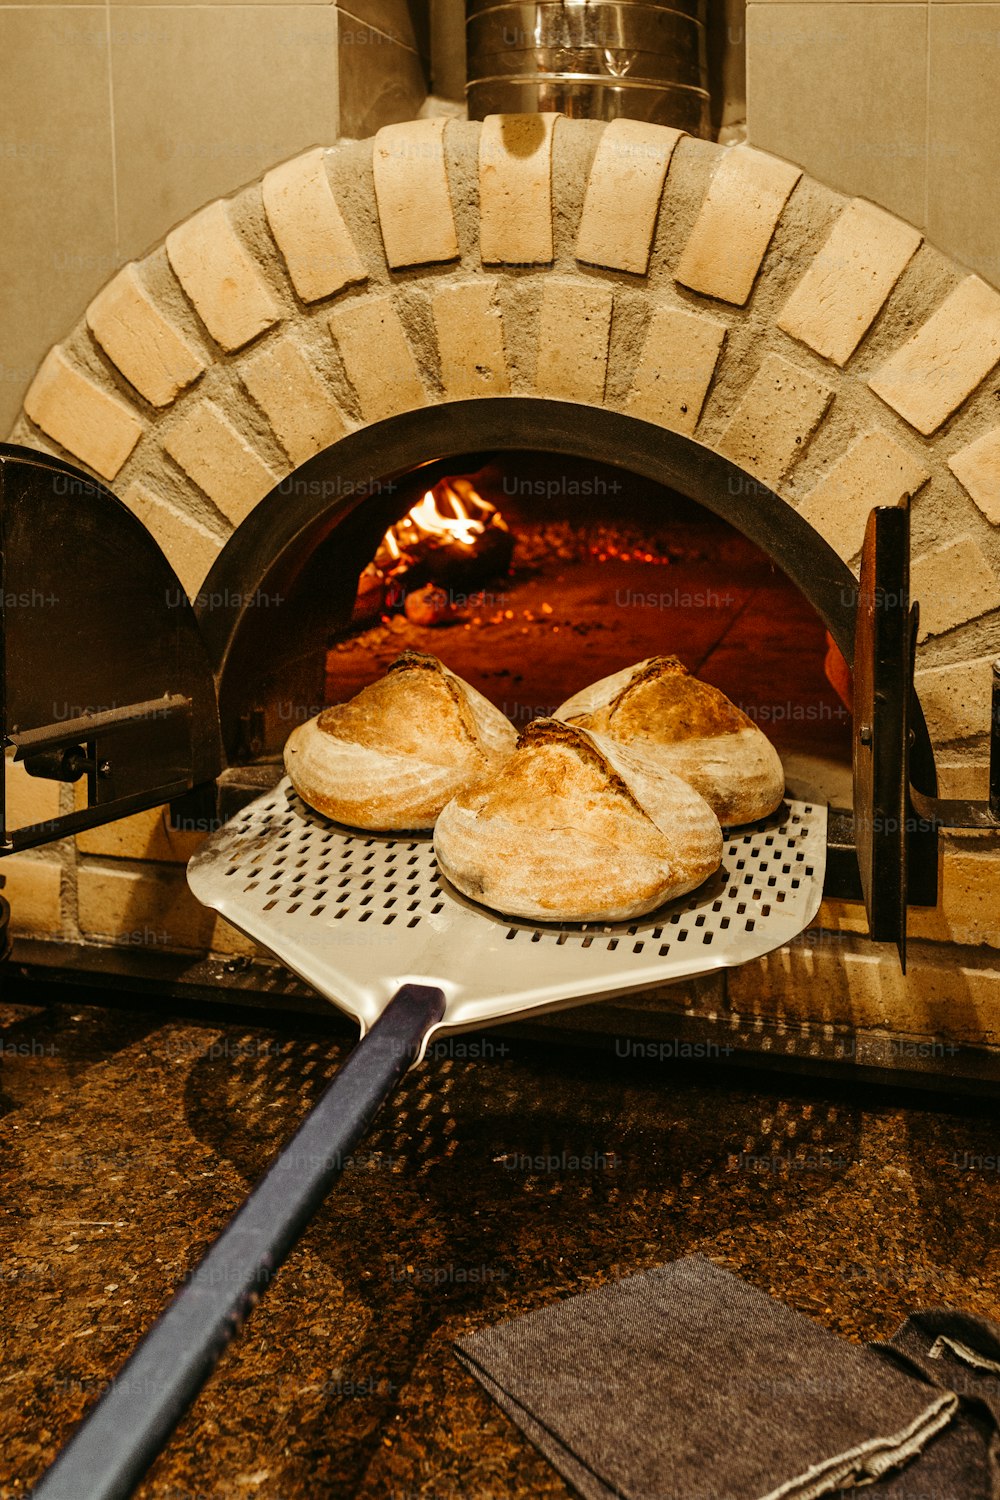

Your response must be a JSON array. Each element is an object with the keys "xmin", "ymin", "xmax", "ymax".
[{"xmin": 30, "ymin": 983, "xmax": 446, "ymax": 1500}]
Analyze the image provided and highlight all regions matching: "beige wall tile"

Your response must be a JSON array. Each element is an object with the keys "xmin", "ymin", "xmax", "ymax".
[
  {"xmin": 338, "ymin": 24, "xmax": 426, "ymax": 139},
  {"xmin": 927, "ymin": 6, "xmax": 1000, "ymax": 288},
  {"xmin": 340, "ymin": 0, "xmax": 427, "ymax": 56},
  {"xmin": 746, "ymin": 4, "xmax": 928, "ymax": 226},
  {"xmin": 112, "ymin": 7, "xmax": 341, "ymax": 264},
  {"xmin": 0, "ymin": 8, "xmax": 117, "ymax": 437}
]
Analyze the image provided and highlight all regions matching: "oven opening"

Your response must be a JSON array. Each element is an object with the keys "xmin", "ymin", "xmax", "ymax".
[{"xmin": 218, "ymin": 447, "xmax": 853, "ymax": 812}]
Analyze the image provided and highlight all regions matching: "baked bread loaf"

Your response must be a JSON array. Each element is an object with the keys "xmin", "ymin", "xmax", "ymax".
[
  {"xmin": 433, "ymin": 718, "xmax": 722, "ymax": 922},
  {"xmin": 284, "ymin": 651, "xmax": 517, "ymax": 831},
  {"xmin": 555, "ymin": 656, "xmax": 784, "ymax": 827}
]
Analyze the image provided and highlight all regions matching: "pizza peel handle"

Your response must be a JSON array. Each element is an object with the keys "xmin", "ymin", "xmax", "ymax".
[{"xmin": 29, "ymin": 983, "xmax": 445, "ymax": 1500}]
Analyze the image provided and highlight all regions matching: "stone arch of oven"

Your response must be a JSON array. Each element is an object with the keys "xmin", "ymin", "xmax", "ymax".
[{"xmin": 10, "ymin": 113, "xmax": 1000, "ymax": 770}]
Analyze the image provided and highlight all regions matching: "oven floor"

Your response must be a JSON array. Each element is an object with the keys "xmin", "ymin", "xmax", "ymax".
[
  {"xmin": 328, "ymin": 551, "xmax": 854, "ymax": 765},
  {"xmin": 3, "ymin": 995, "xmax": 996, "ymax": 1498}
]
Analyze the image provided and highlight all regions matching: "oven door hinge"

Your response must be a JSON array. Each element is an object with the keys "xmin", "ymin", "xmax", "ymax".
[{"xmin": 4, "ymin": 695, "xmax": 196, "ymax": 852}]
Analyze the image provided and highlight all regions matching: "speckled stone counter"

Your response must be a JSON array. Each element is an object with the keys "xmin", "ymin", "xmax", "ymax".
[{"xmin": 0, "ymin": 989, "xmax": 997, "ymax": 1499}]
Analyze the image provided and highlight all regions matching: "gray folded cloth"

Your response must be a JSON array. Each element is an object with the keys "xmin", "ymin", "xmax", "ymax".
[
  {"xmin": 454, "ymin": 1256, "xmax": 958, "ymax": 1500},
  {"xmin": 859, "ymin": 1309, "xmax": 1000, "ymax": 1499}
]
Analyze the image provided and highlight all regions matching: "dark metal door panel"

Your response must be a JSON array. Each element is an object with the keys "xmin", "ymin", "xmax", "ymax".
[
  {"xmin": 853, "ymin": 504, "xmax": 913, "ymax": 968},
  {"xmin": 1, "ymin": 444, "xmax": 222, "ymax": 852}
]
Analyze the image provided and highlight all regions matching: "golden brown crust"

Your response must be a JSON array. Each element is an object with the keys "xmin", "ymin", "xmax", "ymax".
[
  {"xmin": 435, "ymin": 719, "xmax": 723, "ymax": 921},
  {"xmin": 284, "ymin": 653, "xmax": 517, "ymax": 831},
  {"xmin": 555, "ymin": 657, "xmax": 785, "ymax": 827},
  {"xmin": 571, "ymin": 655, "xmax": 753, "ymax": 742},
  {"xmin": 315, "ymin": 651, "xmax": 485, "ymax": 767}
]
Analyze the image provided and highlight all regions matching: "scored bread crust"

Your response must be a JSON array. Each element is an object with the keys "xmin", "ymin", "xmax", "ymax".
[
  {"xmin": 555, "ymin": 656, "xmax": 784, "ymax": 828},
  {"xmin": 284, "ymin": 651, "xmax": 517, "ymax": 831},
  {"xmin": 433, "ymin": 718, "xmax": 723, "ymax": 922}
]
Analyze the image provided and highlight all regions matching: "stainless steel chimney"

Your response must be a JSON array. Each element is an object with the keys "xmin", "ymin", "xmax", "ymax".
[{"xmin": 465, "ymin": 0, "xmax": 711, "ymax": 135}]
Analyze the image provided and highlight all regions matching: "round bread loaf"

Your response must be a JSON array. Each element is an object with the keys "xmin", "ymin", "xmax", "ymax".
[
  {"xmin": 555, "ymin": 656, "xmax": 784, "ymax": 827},
  {"xmin": 284, "ymin": 651, "xmax": 517, "ymax": 831},
  {"xmin": 433, "ymin": 717, "xmax": 722, "ymax": 922}
]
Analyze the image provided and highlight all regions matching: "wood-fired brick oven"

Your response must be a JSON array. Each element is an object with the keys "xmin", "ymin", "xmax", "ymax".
[{"xmin": 4, "ymin": 116, "xmax": 1000, "ymax": 1083}]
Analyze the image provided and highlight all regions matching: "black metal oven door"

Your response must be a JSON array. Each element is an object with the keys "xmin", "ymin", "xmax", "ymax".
[
  {"xmin": 853, "ymin": 503, "xmax": 919, "ymax": 970},
  {"xmin": 1, "ymin": 444, "xmax": 222, "ymax": 854}
]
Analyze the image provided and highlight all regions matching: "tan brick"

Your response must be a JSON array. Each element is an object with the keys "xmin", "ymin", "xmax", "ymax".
[
  {"xmin": 77, "ymin": 863, "xmax": 215, "ymax": 952},
  {"xmin": 948, "ymin": 428, "xmax": 1000, "ymax": 527},
  {"xmin": 939, "ymin": 847, "xmax": 1000, "ymax": 949},
  {"xmin": 76, "ymin": 804, "xmax": 205, "ymax": 863},
  {"xmin": 915, "ymin": 653, "xmax": 998, "ymax": 744},
  {"xmin": 777, "ymin": 199, "xmax": 922, "ymax": 367},
  {"xmin": 795, "ymin": 431, "xmax": 929, "ymax": 562},
  {"xmin": 23, "ymin": 347, "xmax": 143, "ymax": 481},
  {"xmin": 479, "ymin": 113, "xmax": 558, "ymax": 266},
  {"xmin": 821, "ymin": 839, "xmax": 1000, "ymax": 949},
  {"xmin": 162, "ymin": 399, "xmax": 282, "ymax": 525},
  {"xmin": 623, "ymin": 305, "xmax": 726, "ymax": 435},
  {"xmin": 86, "ymin": 262, "xmax": 206, "ymax": 408},
  {"xmin": 240, "ymin": 332, "xmax": 349, "ymax": 466},
  {"xmin": 728, "ymin": 936, "xmax": 1000, "ymax": 1046},
  {"xmin": 330, "ymin": 295, "xmax": 426, "ymax": 422},
  {"xmin": 576, "ymin": 119, "xmax": 683, "ymax": 276},
  {"xmin": 430, "ymin": 280, "xmax": 509, "ymax": 399},
  {"xmin": 211, "ymin": 914, "xmax": 270, "ymax": 959},
  {"xmin": 533, "ymin": 280, "xmax": 613, "ymax": 405},
  {"xmin": 2, "ymin": 855, "xmax": 63, "ymax": 936},
  {"xmin": 674, "ymin": 146, "xmax": 801, "ymax": 306},
  {"xmin": 372, "ymin": 118, "xmax": 459, "ymax": 269},
  {"xmin": 166, "ymin": 201, "xmax": 283, "ymax": 353},
  {"xmin": 869, "ymin": 276, "xmax": 1000, "ymax": 436},
  {"xmin": 936, "ymin": 760, "xmax": 990, "ymax": 801},
  {"xmin": 716, "ymin": 353, "xmax": 833, "ymax": 486},
  {"xmin": 262, "ymin": 148, "xmax": 367, "ymax": 304},
  {"xmin": 123, "ymin": 481, "xmax": 223, "ymax": 600},
  {"xmin": 4, "ymin": 757, "xmax": 60, "ymax": 839},
  {"xmin": 912, "ymin": 536, "xmax": 1000, "ymax": 641}
]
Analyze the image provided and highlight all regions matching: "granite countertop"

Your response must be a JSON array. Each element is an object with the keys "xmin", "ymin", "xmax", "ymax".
[{"xmin": 0, "ymin": 987, "xmax": 997, "ymax": 1499}]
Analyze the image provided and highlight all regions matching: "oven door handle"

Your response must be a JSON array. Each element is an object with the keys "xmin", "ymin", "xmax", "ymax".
[{"xmin": 29, "ymin": 983, "xmax": 446, "ymax": 1500}]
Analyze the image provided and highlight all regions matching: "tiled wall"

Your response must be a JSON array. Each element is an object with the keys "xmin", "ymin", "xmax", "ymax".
[
  {"xmin": 0, "ymin": 0, "xmax": 427, "ymax": 436},
  {"xmin": 747, "ymin": 2, "xmax": 1000, "ymax": 288}
]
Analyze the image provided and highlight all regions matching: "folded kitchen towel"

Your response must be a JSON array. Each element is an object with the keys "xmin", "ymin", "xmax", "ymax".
[{"xmin": 454, "ymin": 1256, "xmax": 958, "ymax": 1500}]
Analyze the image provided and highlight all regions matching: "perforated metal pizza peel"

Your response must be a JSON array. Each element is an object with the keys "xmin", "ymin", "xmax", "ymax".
[
  {"xmin": 188, "ymin": 777, "xmax": 827, "ymax": 1054},
  {"xmin": 33, "ymin": 782, "xmax": 828, "ymax": 1497}
]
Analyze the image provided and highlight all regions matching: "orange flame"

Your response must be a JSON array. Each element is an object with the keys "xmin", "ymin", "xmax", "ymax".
[{"xmin": 378, "ymin": 478, "xmax": 506, "ymax": 565}]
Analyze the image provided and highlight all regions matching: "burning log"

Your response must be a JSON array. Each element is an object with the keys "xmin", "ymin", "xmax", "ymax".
[{"xmin": 356, "ymin": 478, "xmax": 514, "ymax": 626}]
